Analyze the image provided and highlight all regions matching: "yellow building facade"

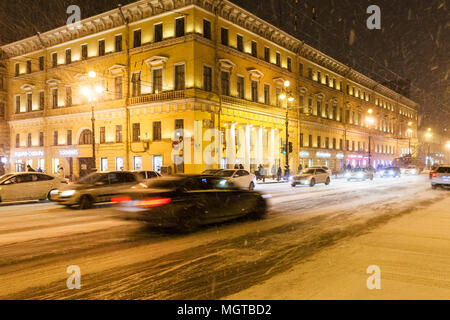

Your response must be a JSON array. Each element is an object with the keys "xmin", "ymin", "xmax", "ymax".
[{"xmin": 1, "ymin": 0, "xmax": 418, "ymax": 179}]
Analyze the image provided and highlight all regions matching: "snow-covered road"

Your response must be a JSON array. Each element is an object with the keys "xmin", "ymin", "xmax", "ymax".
[{"xmin": 0, "ymin": 175, "xmax": 448, "ymax": 299}]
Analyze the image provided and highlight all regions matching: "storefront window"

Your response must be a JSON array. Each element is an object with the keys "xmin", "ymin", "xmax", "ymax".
[
  {"xmin": 100, "ymin": 158, "xmax": 108, "ymax": 172},
  {"xmin": 115, "ymin": 157, "xmax": 123, "ymax": 171},
  {"xmin": 52, "ymin": 158, "xmax": 60, "ymax": 174},
  {"xmin": 152, "ymin": 155, "xmax": 162, "ymax": 172},
  {"xmin": 133, "ymin": 156, "xmax": 142, "ymax": 170},
  {"xmin": 38, "ymin": 159, "xmax": 45, "ymax": 172}
]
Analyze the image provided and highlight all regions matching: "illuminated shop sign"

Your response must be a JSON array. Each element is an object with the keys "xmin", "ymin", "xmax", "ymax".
[
  {"xmin": 299, "ymin": 151, "xmax": 310, "ymax": 158},
  {"xmin": 59, "ymin": 149, "xmax": 79, "ymax": 157},
  {"xmin": 316, "ymin": 152, "xmax": 331, "ymax": 158},
  {"xmin": 347, "ymin": 154, "xmax": 364, "ymax": 159},
  {"xmin": 14, "ymin": 150, "xmax": 44, "ymax": 157},
  {"xmin": 336, "ymin": 153, "xmax": 345, "ymax": 159}
]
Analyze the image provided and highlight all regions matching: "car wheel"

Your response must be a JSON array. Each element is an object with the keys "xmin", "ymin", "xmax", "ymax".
[
  {"xmin": 79, "ymin": 195, "xmax": 93, "ymax": 210},
  {"xmin": 291, "ymin": 183, "xmax": 296, "ymax": 187},
  {"xmin": 310, "ymin": 179, "xmax": 315, "ymax": 187},
  {"xmin": 249, "ymin": 182, "xmax": 255, "ymax": 190},
  {"xmin": 325, "ymin": 177, "xmax": 330, "ymax": 185},
  {"xmin": 431, "ymin": 184, "xmax": 437, "ymax": 190},
  {"xmin": 248, "ymin": 196, "xmax": 267, "ymax": 220},
  {"xmin": 177, "ymin": 207, "xmax": 201, "ymax": 233},
  {"xmin": 47, "ymin": 190, "xmax": 55, "ymax": 201}
]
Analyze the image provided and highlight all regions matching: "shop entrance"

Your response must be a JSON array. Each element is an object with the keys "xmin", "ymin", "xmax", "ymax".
[{"xmin": 78, "ymin": 157, "xmax": 95, "ymax": 178}]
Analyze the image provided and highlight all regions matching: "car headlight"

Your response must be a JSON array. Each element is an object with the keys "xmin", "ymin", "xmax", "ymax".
[
  {"xmin": 411, "ymin": 169, "xmax": 416, "ymax": 174},
  {"xmin": 389, "ymin": 170, "xmax": 394, "ymax": 175},
  {"xmin": 61, "ymin": 190, "xmax": 76, "ymax": 197},
  {"xmin": 345, "ymin": 172, "xmax": 351, "ymax": 177},
  {"xmin": 357, "ymin": 172, "xmax": 364, "ymax": 178},
  {"xmin": 380, "ymin": 170, "xmax": 385, "ymax": 175},
  {"xmin": 289, "ymin": 176, "xmax": 294, "ymax": 181},
  {"xmin": 50, "ymin": 190, "xmax": 59, "ymax": 195}
]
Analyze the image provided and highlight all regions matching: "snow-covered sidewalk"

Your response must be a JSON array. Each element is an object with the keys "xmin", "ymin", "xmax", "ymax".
[{"xmin": 226, "ymin": 193, "xmax": 450, "ymax": 300}]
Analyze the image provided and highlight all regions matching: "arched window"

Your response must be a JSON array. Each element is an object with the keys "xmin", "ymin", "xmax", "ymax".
[{"xmin": 79, "ymin": 129, "xmax": 92, "ymax": 145}]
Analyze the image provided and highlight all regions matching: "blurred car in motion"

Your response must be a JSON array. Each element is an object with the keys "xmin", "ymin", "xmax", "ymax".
[
  {"xmin": 401, "ymin": 165, "xmax": 419, "ymax": 175},
  {"xmin": 379, "ymin": 167, "xmax": 401, "ymax": 178},
  {"xmin": 290, "ymin": 168, "xmax": 330, "ymax": 187},
  {"xmin": 431, "ymin": 165, "xmax": 450, "ymax": 189},
  {"xmin": 213, "ymin": 169, "xmax": 256, "ymax": 190},
  {"xmin": 0, "ymin": 172, "xmax": 65, "ymax": 202},
  {"xmin": 113, "ymin": 175, "xmax": 267, "ymax": 232},
  {"xmin": 133, "ymin": 170, "xmax": 161, "ymax": 180},
  {"xmin": 345, "ymin": 167, "xmax": 374, "ymax": 181},
  {"xmin": 50, "ymin": 171, "xmax": 142, "ymax": 209}
]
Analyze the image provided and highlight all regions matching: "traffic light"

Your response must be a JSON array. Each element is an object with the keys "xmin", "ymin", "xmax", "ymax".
[
  {"xmin": 281, "ymin": 146, "xmax": 287, "ymax": 155},
  {"xmin": 288, "ymin": 142, "xmax": 293, "ymax": 153}
]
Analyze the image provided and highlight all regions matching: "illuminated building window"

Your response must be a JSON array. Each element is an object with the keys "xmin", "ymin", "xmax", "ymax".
[
  {"xmin": 15, "ymin": 134, "xmax": 20, "ymax": 148},
  {"xmin": 67, "ymin": 130, "xmax": 72, "ymax": 146},
  {"xmin": 264, "ymin": 47, "xmax": 270, "ymax": 62},
  {"xmin": 53, "ymin": 130, "xmax": 58, "ymax": 146},
  {"xmin": 133, "ymin": 156, "xmax": 142, "ymax": 171},
  {"xmin": 133, "ymin": 29, "xmax": 141, "ymax": 47},
  {"xmin": 132, "ymin": 123, "xmax": 140, "ymax": 142},
  {"xmin": 115, "ymin": 76, "xmax": 123, "ymax": 99},
  {"xmin": 237, "ymin": 34, "xmax": 243, "ymax": 52},
  {"xmin": 115, "ymin": 125, "xmax": 122, "ymax": 143},
  {"xmin": 299, "ymin": 63, "xmax": 303, "ymax": 76},
  {"xmin": 15, "ymin": 95, "xmax": 21, "ymax": 113},
  {"xmin": 264, "ymin": 84, "xmax": 270, "ymax": 105},
  {"xmin": 26, "ymin": 93, "xmax": 32, "ymax": 112},
  {"xmin": 300, "ymin": 133, "xmax": 304, "ymax": 147},
  {"xmin": 174, "ymin": 64, "xmax": 185, "ymax": 91},
  {"xmin": 81, "ymin": 44, "xmax": 88, "ymax": 60},
  {"xmin": 317, "ymin": 136, "xmax": 321, "ymax": 148},
  {"xmin": 220, "ymin": 71, "xmax": 230, "ymax": 96},
  {"xmin": 65, "ymin": 49, "xmax": 71, "ymax": 64},
  {"xmin": 175, "ymin": 17, "xmax": 185, "ymax": 37},
  {"xmin": 251, "ymin": 80, "xmax": 258, "ymax": 102},
  {"xmin": 152, "ymin": 68, "xmax": 162, "ymax": 93},
  {"xmin": 79, "ymin": 129, "xmax": 92, "ymax": 145},
  {"xmin": 27, "ymin": 133, "xmax": 32, "ymax": 147},
  {"xmin": 51, "ymin": 52, "xmax": 57, "ymax": 67},
  {"xmin": 15, "ymin": 63, "xmax": 19, "ymax": 76},
  {"xmin": 307, "ymin": 68, "xmax": 312, "ymax": 79},
  {"xmin": 220, "ymin": 27, "xmax": 228, "ymax": 46},
  {"xmin": 65, "ymin": 86, "xmax": 72, "ymax": 107},
  {"xmin": 203, "ymin": 66, "xmax": 212, "ymax": 92},
  {"xmin": 115, "ymin": 34, "xmax": 122, "ymax": 52},
  {"xmin": 203, "ymin": 19, "xmax": 211, "ymax": 39},
  {"xmin": 251, "ymin": 40, "xmax": 257, "ymax": 57},
  {"xmin": 276, "ymin": 52, "xmax": 281, "ymax": 66},
  {"xmin": 131, "ymin": 72, "xmax": 141, "ymax": 97},
  {"xmin": 38, "ymin": 56, "xmax": 44, "ymax": 71},
  {"xmin": 237, "ymin": 76, "xmax": 244, "ymax": 99},
  {"xmin": 39, "ymin": 91, "xmax": 45, "ymax": 110},
  {"xmin": 98, "ymin": 39, "xmax": 105, "ymax": 56},
  {"xmin": 39, "ymin": 132, "xmax": 44, "ymax": 147},
  {"xmin": 287, "ymin": 57, "xmax": 292, "ymax": 71},
  {"xmin": 100, "ymin": 158, "xmax": 108, "ymax": 172},
  {"xmin": 51, "ymin": 88, "xmax": 58, "ymax": 108},
  {"xmin": 100, "ymin": 127, "xmax": 105, "ymax": 144},
  {"xmin": 153, "ymin": 121, "xmax": 161, "ymax": 141},
  {"xmin": 26, "ymin": 60, "xmax": 31, "ymax": 73},
  {"xmin": 308, "ymin": 135, "xmax": 312, "ymax": 147},
  {"xmin": 317, "ymin": 71, "xmax": 321, "ymax": 83}
]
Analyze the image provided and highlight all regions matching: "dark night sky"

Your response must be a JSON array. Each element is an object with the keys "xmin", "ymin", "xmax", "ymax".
[{"xmin": 0, "ymin": 0, "xmax": 448, "ymax": 131}]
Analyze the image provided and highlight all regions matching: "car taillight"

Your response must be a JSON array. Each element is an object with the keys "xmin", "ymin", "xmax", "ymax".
[
  {"xmin": 133, "ymin": 197, "xmax": 171, "ymax": 208},
  {"xmin": 431, "ymin": 172, "xmax": 438, "ymax": 178},
  {"xmin": 111, "ymin": 196, "xmax": 132, "ymax": 203}
]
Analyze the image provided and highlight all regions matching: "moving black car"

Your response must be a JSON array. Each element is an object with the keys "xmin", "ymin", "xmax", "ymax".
[{"xmin": 113, "ymin": 174, "xmax": 267, "ymax": 232}]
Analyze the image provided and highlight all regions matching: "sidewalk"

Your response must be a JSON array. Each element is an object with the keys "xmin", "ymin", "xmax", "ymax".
[{"xmin": 226, "ymin": 195, "xmax": 450, "ymax": 299}]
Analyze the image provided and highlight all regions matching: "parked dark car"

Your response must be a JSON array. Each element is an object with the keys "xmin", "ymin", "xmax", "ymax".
[
  {"xmin": 379, "ymin": 167, "xmax": 401, "ymax": 178},
  {"xmin": 113, "ymin": 175, "xmax": 267, "ymax": 232},
  {"xmin": 50, "ymin": 171, "xmax": 143, "ymax": 209}
]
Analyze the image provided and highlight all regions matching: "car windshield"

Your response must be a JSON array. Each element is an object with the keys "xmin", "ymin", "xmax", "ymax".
[
  {"xmin": 0, "ymin": 173, "xmax": 14, "ymax": 184},
  {"xmin": 142, "ymin": 178, "xmax": 180, "ymax": 189},
  {"xmin": 76, "ymin": 173, "xmax": 107, "ymax": 184},
  {"xmin": 302, "ymin": 169, "xmax": 315, "ymax": 174},
  {"xmin": 351, "ymin": 168, "xmax": 365, "ymax": 172},
  {"xmin": 215, "ymin": 170, "xmax": 235, "ymax": 177},
  {"xmin": 203, "ymin": 169, "xmax": 221, "ymax": 175}
]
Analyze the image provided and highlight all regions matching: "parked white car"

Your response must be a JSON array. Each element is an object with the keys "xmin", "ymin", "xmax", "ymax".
[
  {"xmin": 214, "ymin": 169, "xmax": 257, "ymax": 190},
  {"xmin": 0, "ymin": 172, "xmax": 65, "ymax": 202},
  {"xmin": 290, "ymin": 168, "xmax": 331, "ymax": 187},
  {"xmin": 431, "ymin": 165, "xmax": 450, "ymax": 189}
]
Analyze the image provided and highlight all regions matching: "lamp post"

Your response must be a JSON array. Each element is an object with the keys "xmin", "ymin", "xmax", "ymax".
[
  {"xmin": 279, "ymin": 80, "xmax": 294, "ymax": 177},
  {"xmin": 81, "ymin": 71, "xmax": 104, "ymax": 172},
  {"xmin": 446, "ymin": 141, "xmax": 450, "ymax": 164},
  {"xmin": 407, "ymin": 121, "xmax": 413, "ymax": 157},
  {"xmin": 425, "ymin": 128, "xmax": 433, "ymax": 169},
  {"xmin": 365, "ymin": 108, "xmax": 375, "ymax": 167}
]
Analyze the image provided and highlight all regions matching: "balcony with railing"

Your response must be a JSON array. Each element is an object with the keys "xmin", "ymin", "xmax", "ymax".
[{"xmin": 128, "ymin": 90, "xmax": 186, "ymax": 106}]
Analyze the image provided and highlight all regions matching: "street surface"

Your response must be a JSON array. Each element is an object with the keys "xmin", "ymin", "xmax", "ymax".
[{"xmin": 0, "ymin": 175, "xmax": 448, "ymax": 299}]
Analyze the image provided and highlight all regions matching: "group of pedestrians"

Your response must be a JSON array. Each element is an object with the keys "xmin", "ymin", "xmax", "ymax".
[{"xmin": 26, "ymin": 164, "xmax": 65, "ymax": 180}]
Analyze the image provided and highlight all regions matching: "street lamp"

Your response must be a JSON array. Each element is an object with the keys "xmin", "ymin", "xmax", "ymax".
[
  {"xmin": 279, "ymin": 81, "xmax": 293, "ymax": 177},
  {"xmin": 446, "ymin": 141, "xmax": 450, "ymax": 164},
  {"xmin": 365, "ymin": 108, "xmax": 375, "ymax": 167},
  {"xmin": 81, "ymin": 70, "xmax": 104, "ymax": 172}
]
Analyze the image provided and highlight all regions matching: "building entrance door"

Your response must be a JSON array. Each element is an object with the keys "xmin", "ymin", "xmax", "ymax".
[{"xmin": 78, "ymin": 157, "xmax": 94, "ymax": 178}]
